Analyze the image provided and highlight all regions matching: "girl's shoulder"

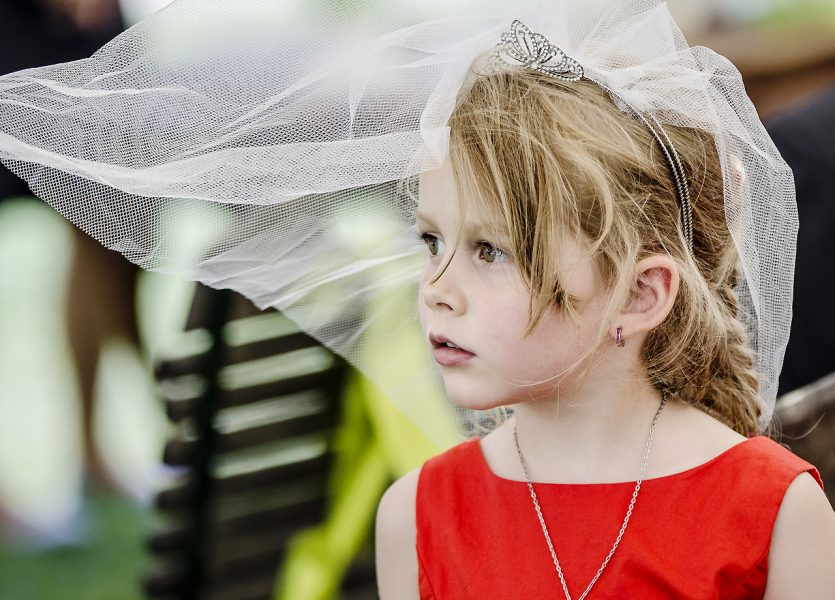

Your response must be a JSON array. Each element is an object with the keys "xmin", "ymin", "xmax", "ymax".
[
  {"xmin": 375, "ymin": 466, "xmax": 422, "ymax": 600},
  {"xmin": 662, "ymin": 401, "xmax": 822, "ymax": 475},
  {"xmin": 375, "ymin": 440, "xmax": 479, "ymax": 599},
  {"xmin": 644, "ymin": 401, "xmax": 822, "ymax": 488},
  {"xmin": 766, "ymin": 468, "xmax": 835, "ymax": 598}
]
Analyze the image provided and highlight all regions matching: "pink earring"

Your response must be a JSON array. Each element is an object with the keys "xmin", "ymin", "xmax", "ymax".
[{"xmin": 615, "ymin": 326, "xmax": 625, "ymax": 347}]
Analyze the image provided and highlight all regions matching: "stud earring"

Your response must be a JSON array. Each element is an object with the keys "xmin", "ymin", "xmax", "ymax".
[{"xmin": 615, "ymin": 326, "xmax": 625, "ymax": 347}]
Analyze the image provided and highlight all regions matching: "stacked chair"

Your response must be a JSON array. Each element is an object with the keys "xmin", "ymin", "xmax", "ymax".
[
  {"xmin": 142, "ymin": 285, "xmax": 378, "ymax": 600},
  {"xmin": 774, "ymin": 371, "xmax": 835, "ymax": 505}
]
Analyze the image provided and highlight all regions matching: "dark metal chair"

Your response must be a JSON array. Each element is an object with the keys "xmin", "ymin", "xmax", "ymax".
[
  {"xmin": 142, "ymin": 284, "xmax": 377, "ymax": 600},
  {"xmin": 774, "ymin": 370, "xmax": 835, "ymax": 505}
]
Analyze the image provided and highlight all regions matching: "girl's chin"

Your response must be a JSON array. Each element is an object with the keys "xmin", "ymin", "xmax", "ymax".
[
  {"xmin": 450, "ymin": 399, "xmax": 507, "ymax": 412},
  {"xmin": 444, "ymin": 380, "xmax": 561, "ymax": 411},
  {"xmin": 444, "ymin": 388, "xmax": 511, "ymax": 412}
]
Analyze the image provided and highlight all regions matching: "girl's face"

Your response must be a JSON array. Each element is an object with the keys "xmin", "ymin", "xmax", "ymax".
[{"xmin": 417, "ymin": 160, "xmax": 606, "ymax": 411}]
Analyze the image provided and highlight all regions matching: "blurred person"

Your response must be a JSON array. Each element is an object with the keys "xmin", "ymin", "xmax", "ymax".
[
  {"xmin": 767, "ymin": 85, "xmax": 835, "ymax": 395},
  {"xmin": 0, "ymin": 0, "xmax": 139, "ymax": 539}
]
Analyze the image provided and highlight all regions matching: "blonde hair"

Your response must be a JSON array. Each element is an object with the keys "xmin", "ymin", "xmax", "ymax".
[{"xmin": 446, "ymin": 67, "xmax": 761, "ymax": 436}]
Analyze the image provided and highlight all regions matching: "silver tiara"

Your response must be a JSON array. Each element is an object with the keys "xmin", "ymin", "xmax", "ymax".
[
  {"xmin": 494, "ymin": 20, "xmax": 694, "ymax": 251},
  {"xmin": 494, "ymin": 19, "xmax": 583, "ymax": 81}
]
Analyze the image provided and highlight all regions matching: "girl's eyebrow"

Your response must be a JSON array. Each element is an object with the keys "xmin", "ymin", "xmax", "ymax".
[
  {"xmin": 416, "ymin": 210, "xmax": 509, "ymax": 244},
  {"xmin": 464, "ymin": 217, "xmax": 510, "ymax": 242},
  {"xmin": 415, "ymin": 211, "xmax": 437, "ymax": 227}
]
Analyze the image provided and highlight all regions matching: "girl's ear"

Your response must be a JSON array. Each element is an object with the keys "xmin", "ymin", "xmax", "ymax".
[{"xmin": 617, "ymin": 254, "xmax": 680, "ymax": 338}]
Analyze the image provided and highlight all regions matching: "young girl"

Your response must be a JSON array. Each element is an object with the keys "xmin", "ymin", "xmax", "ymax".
[
  {"xmin": 1, "ymin": 1, "xmax": 834, "ymax": 597},
  {"xmin": 375, "ymin": 35, "xmax": 835, "ymax": 600}
]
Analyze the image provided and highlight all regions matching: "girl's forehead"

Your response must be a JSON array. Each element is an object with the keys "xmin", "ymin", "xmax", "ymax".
[
  {"xmin": 417, "ymin": 159, "xmax": 500, "ymax": 229},
  {"xmin": 418, "ymin": 159, "xmax": 458, "ymax": 202},
  {"xmin": 416, "ymin": 180, "xmax": 499, "ymax": 235},
  {"xmin": 417, "ymin": 160, "xmax": 461, "ymax": 226}
]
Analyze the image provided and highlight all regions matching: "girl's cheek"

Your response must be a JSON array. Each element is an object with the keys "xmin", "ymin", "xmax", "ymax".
[
  {"xmin": 481, "ymin": 260, "xmax": 527, "ymax": 289},
  {"xmin": 417, "ymin": 291, "xmax": 431, "ymax": 328}
]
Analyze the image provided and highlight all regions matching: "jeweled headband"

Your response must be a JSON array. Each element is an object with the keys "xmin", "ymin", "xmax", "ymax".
[{"xmin": 494, "ymin": 19, "xmax": 694, "ymax": 252}]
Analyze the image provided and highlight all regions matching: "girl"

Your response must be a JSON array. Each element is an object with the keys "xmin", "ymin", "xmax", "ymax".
[
  {"xmin": 1, "ymin": 1, "xmax": 834, "ymax": 597},
  {"xmin": 376, "ymin": 36, "xmax": 835, "ymax": 600}
]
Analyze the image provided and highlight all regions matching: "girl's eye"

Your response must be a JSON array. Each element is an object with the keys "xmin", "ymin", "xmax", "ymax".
[
  {"xmin": 419, "ymin": 233, "xmax": 444, "ymax": 256},
  {"xmin": 477, "ymin": 241, "xmax": 507, "ymax": 264}
]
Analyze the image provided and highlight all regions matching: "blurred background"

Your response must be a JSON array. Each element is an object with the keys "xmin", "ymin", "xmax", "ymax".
[{"xmin": 0, "ymin": 0, "xmax": 833, "ymax": 599}]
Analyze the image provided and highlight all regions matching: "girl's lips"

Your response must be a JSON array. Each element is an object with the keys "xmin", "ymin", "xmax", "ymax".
[{"xmin": 432, "ymin": 345, "xmax": 475, "ymax": 366}]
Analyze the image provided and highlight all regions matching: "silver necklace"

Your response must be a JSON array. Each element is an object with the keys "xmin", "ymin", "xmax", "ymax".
[{"xmin": 512, "ymin": 392, "xmax": 667, "ymax": 600}]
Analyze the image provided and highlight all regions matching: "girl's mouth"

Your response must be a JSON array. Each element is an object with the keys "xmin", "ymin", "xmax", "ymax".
[{"xmin": 430, "ymin": 334, "xmax": 475, "ymax": 366}]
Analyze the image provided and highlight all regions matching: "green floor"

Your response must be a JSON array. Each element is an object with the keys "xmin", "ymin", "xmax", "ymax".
[{"xmin": 0, "ymin": 492, "xmax": 151, "ymax": 600}]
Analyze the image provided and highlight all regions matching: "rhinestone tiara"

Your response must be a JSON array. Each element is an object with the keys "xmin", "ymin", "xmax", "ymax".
[
  {"xmin": 492, "ymin": 19, "xmax": 694, "ymax": 251},
  {"xmin": 494, "ymin": 19, "xmax": 583, "ymax": 81}
]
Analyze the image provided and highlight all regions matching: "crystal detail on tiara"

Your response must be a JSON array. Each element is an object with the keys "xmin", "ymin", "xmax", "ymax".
[{"xmin": 494, "ymin": 19, "xmax": 583, "ymax": 81}]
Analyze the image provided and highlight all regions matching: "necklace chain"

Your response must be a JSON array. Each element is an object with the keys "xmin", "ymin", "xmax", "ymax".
[{"xmin": 512, "ymin": 392, "xmax": 667, "ymax": 600}]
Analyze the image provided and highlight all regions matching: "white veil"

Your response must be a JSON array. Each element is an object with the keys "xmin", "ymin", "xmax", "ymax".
[{"xmin": 0, "ymin": 0, "xmax": 796, "ymax": 439}]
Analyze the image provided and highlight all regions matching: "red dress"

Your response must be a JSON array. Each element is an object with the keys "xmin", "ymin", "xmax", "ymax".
[{"xmin": 416, "ymin": 436, "xmax": 822, "ymax": 599}]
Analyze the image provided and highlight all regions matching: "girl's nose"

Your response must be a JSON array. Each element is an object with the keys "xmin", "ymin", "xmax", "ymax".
[{"xmin": 422, "ymin": 264, "xmax": 466, "ymax": 315}]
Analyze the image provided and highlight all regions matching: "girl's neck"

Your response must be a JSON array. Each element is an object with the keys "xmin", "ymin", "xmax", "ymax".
[{"xmin": 508, "ymin": 374, "xmax": 666, "ymax": 483}]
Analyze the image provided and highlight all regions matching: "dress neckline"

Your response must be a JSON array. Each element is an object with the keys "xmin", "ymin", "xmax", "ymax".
[{"xmin": 472, "ymin": 434, "xmax": 764, "ymax": 487}]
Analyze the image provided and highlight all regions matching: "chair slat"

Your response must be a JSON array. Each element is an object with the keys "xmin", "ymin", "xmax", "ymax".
[
  {"xmin": 219, "ymin": 369, "xmax": 344, "ymax": 408},
  {"xmin": 156, "ymin": 330, "xmax": 323, "ymax": 381},
  {"xmin": 216, "ymin": 411, "xmax": 339, "ymax": 454}
]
